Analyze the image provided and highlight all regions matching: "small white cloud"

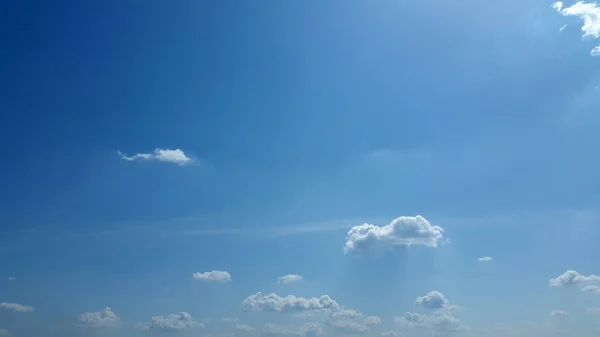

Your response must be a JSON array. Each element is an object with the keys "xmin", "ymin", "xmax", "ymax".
[
  {"xmin": 549, "ymin": 310, "xmax": 571, "ymax": 318},
  {"xmin": 582, "ymin": 285, "xmax": 600, "ymax": 293},
  {"xmin": 552, "ymin": 1, "xmax": 600, "ymax": 56},
  {"xmin": 77, "ymin": 307, "xmax": 120, "ymax": 328},
  {"xmin": 0, "ymin": 329, "xmax": 8, "ymax": 336},
  {"xmin": 344, "ymin": 216, "xmax": 444, "ymax": 254},
  {"xmin": 415, "ymin": 291, "xmax": 449, "ymax": 310},
  {"xmin": 363, "ymin": 316, "xmax": 381, "ymax": 326},
  {"xmin": 327, "ymin": 320, "xmax": 369, "ymax": 334},
  {"xmin": 559, "ymin": 24, "xmax": 568, "ymax": 32},
  {"xmin": 242, "ymin": 293, "xmax": 339, "ymax": 312},
  {"xmin": 137, "ymin": 312, "xmax": 204, "ymax": 332},
  {"xmin": 193, "ymin": 270, "xmax": 232, "ymax": 283},
  {"xmin": 262, "ymin": 322, "xmax": 323, "ymax": 337},
  {"xmin": 478, "ymin": 256, "xmax": 493, "ymax": 263},
  {"xmin": 549, "ymin": 270, "xmax": 600, "ymax": 287},
  {"xmin": 278, "ymin": 274, "xmax": 303, "ymax": 284},
  {"xmin": 236, "ymin": 324, "xmax": 257, "ymax": 332},
  {"xmin": 0, "ymin": 302, "xmax": 34, "ymax": 312},
  {"xmin": 395, "ymin": 312, "xmax": 462, "ymax": 333},
  {"xmin": 329, "ymin": 309, "xmax": 363, "ymax": 319},
  {"xmin": 118, "ymin": 148, "xmax": 192, "ymax": 166}
]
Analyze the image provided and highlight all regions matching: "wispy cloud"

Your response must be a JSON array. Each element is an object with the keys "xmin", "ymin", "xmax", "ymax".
[
  {"xmin": 117, "ymin": 148, "xmax": 192, "ymax": 166},
  {"xmin": 478, "ymin": 256, "xmax": 493, "ymax": 263},
  {"xmin": 0, "ymin": 302, "xmax": 34, "ymax": 312}
]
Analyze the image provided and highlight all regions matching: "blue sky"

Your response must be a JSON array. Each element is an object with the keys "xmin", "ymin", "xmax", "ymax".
[{"xmin": 1, "ymin": 0, "xmax": 600, "ymax": 336}]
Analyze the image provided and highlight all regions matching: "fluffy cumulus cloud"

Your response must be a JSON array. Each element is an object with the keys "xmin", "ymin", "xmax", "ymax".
[
  {"xmin": 278, "ymin": 274, "xmax": 303, "ymax": 284},
  {"xmin": 363, "ymin": 316, "xmax": 382, "ymax": 326},
  {"xmin": 344, "ymin": 216, "xmax": 444, "ymax": 254},
  {"xmin": 0, "ymin": 302, "xmax": 34, "ymax": 312},
  {"xmin": 415, "ymin": 291, "xmax": 449, "ymax": 310},
  {"xmin": 77, "ymin": 307, "xmax": 120, "ymax": 328},
  {"xmin": 137, "ymin": 312, "xmax": 204, "ymax": 332},
  {"xmin": 552, "ymin": 1, "xmax": 600, "ymax": 56},
  {"xmin": 549, "ymin": 270, "xmax": 600, "ymax": 290},
  {"xmin": 242, "ymin": 293, "xmax": 339, "ymax": 312},
  {"xmin": 118, "ymin": 148, "xmax": 192, "ymax": 166},
  {"xmin": 193, "ymin": 270, "xmax": 232, "ymax": 282},
  {"xmin": 330, "ymin": 309, "xmax": 363, "ymax": 319},
  {"xmin": 262, "ymin": 322, "xmax": 323, "ymax": 337},
  {"xmin": 396, "ymin": 312, "xmax": 462, "ymax": 333},
  {"xmin": 327, "ymin": 320, "xmax": 369, "ymax": 334},
  {"xmin": 478, "ymin": 256, "xmax": 493, "ymax": 263}
]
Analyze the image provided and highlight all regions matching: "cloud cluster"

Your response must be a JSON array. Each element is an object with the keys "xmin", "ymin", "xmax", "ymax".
[
  {"xmin": 278, "ymin": 274, "xmax": 303, "ymax": 284},
  {"xmin": 552, "ymin": 1, "xmax": 600, "ymax": 56},
  {"xmin": 137, "ymin": 312, "xmax": 203, "ymax": 331},
  {"xmin": 327, "ymin": 320, "xmax": 369, "ymax": 334},
  {"xmin": 0, "ymin": 302, "xmax": 34, "ymax": 312},
  {"xmin": 242, "ymin": 293, "xmax": 339, "ymax": 312},
  {"xmin": 193, "ymin": 270, "xmax": 232, "ymax": 282},
  {"xmin": 118, "ymin": 148, "xmax": 192, "ymax": 166},
  {"xmin": 344, "ymin": 216, "xmax": 444, "ymax": 254},
  {"xmin": 363, "ymin": 316, "xmax": 382, "ymax": 326},
  {"xmin": 415, "ymin": 291, "xmax": 449, "ymax": 310},
  {"xmin": 549, "ymin": 270, "xmax": 600, "ymax": 292},
  {"xmin": 395, "ymin": 312, "xmax": 462, "ymax": 333},
  {"xmin": 77, "ymin": 307, "xmax": 120, "ymax": 328}
]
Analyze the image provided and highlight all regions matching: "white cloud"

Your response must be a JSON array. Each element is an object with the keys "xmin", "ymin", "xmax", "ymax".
[
  {"xmin": 344, "ymin": 215, "xmax": 444, "ymax": 254},
  {"xmin": 415, "ymin": 291, "xmax": 449, "ymax": 310},
  {"xmin": 582, "ymin": 284, "xmax": 600, "ymax": 293},
  {"xmin": 137, "ymin": 312, "xmax": 204, "ymax": 332},
  {"xmin": 77, "ymin": 307, "xmax": 120, "ymax": 328},
  {"xmin": 330, "ymin": 309, "xmax": 363, "ymax": 319},
  {"xmin": 193, "ymin": 270, "xmax": 232, "ymax": 283},
  {"xmin": 0, "ymin": 302, "xmax": 34, "ymax": 312},
  {"xmin": 552, "ymin": 1, "xmax": 600, "ymax": 56},
  {"xmin": 327, "ymin": 320, "xmax": 369, "ymax": 334},
  {"xmin": 118, "ymin": 148, "xmax": 192, "ymax": 166},
  {"xmin": 262, "ymin": 322, "xmax": 323, "ymax": 337},
  {"xmin": 363, "ymin": 316, "xmax": 381, "ymax": 326},
  {"xmin": 0, "ymin": 329, "xmax": 8, "ymax": 336},
  {"xmin": 478, "ymin": 256, "xmax": 493, "ymax": 263},
  {"xmin": 278, "ymin": 274, "xmax": 303, "ymax": 284},
  {"xmin": 242, "ymin": 293, "xmax": 339, "ymax": 312},
  {"xmin": 395, "ymin": 312, "xmax": 462, "ymax": 333},
  {"xmin": 6, "ymin": 277, "xmax": 15, "ymax": 281},
  {"xmin": 236, "ymin": 324, "xmax": 257, "ymax": 332},
  {"xmin": 549, "ymin": 270, "xmax": 600, "ymax": 289},
  {"xmin": 549, "ymin": 310, "xmax": 571, "ymax": 318}
]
